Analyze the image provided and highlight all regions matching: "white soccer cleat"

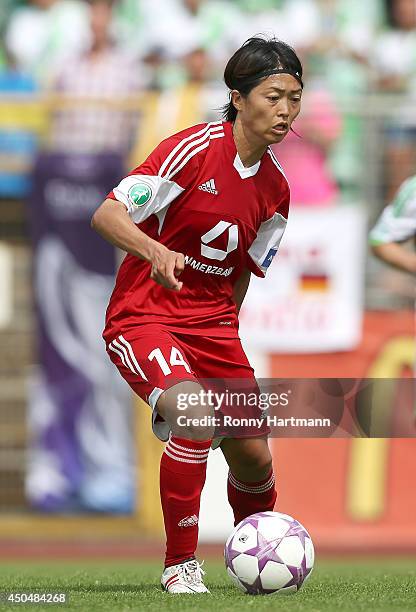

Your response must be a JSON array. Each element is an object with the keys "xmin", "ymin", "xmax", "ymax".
[{"xmin": 161, "ymin": 559, "xmax": 210, "ymax": 594}]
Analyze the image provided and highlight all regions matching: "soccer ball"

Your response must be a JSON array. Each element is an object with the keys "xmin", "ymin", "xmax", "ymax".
[{"xmin": 224, "ymin": 511, "xmax": 314, "ymax": 595}]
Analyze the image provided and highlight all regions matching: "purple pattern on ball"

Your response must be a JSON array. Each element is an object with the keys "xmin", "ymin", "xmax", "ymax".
[
  {"xmin": 225, "ymin": 546, "xmax": 244, "ymax": 569},
  {"xmin": 241, "ymin": 516, "xmax": 260, "ymax": 529},
  {"xmin": 286, "ymin": 521, "xmax": 309, "ymax": 544},
  {"xmin": 284, "ymin": 565, "xmax": 304, "ymax": 589},
  {"xmin": 253, "ymin": 529, "xmax": 285, "ymax": 572},
  {"xmin": 240, "ymin": 576, "xmax": 262, "ymax": 595},
  {"xmin": 224, "ymin": 512, "xmax": 313, "ymax": 595}
]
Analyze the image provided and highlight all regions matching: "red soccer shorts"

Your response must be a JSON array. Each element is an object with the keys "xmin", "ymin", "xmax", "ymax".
[{"xmin": 106, "ymin": 324, "xmax": 269, "ymax": 441}]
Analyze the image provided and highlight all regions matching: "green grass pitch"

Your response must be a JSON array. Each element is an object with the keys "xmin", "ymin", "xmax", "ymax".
[{"xmin": 0, "ymin": 558, "xmax": 415, "ymax": 611}]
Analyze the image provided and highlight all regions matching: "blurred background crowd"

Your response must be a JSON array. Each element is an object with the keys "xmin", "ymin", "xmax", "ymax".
[
  {"xmin": 0, "ymin": 0, "xmax": 415, "ymax": 205},
  {"xmin": 0, "ymin": 0, "xmax": 413, "ymax": 536}
]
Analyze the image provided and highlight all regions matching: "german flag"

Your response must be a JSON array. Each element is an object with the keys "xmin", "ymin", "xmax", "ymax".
[{"xmin": 299, "ymin": 273, "xmax": 330, "ymax": 292}]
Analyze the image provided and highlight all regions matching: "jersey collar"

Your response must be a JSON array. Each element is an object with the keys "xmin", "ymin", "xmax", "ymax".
[
  {"xmin": 224, "ymin": 121, "xmax": 262, "ymax": 180},
  {"xmin": 233, "ymin": 153, "xmax": 260, "ymax": 179}
]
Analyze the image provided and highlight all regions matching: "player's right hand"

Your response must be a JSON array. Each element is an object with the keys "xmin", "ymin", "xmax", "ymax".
[{"xmin": 149, "ymin": 244, "xmax": 184, "ymax": 291}]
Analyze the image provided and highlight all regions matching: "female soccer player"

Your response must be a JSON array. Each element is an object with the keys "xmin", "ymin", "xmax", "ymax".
[{"xmin": 91, "ymin": 36, "xmax": 303, "ymax": 593}]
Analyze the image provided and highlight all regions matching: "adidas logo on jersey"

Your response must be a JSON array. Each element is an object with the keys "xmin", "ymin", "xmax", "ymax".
[
  {"xmin": 178, "ymin": 514, "xmax": 199, "ymax": 528},
  {"xmin": 198, "ymin": 179, "xmax": 218, "ymax": 195}
]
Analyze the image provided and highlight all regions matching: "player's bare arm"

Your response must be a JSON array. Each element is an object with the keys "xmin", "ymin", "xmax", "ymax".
[
  {"xmin": 371, "ymin": 241, "xmax": 416, "ymax": 275},
  {"xmin": 91, "ymin": 198, "xmax": 184, "ymax": 291},
  {"xmin": 233, "ymin": 268, "xmax": 251, "ymax": 313}
]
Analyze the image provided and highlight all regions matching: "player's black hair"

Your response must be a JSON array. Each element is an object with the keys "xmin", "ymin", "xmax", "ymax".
[{"xmin": 222, "ymin": 36, "xmax": 303, "ymax": 122}]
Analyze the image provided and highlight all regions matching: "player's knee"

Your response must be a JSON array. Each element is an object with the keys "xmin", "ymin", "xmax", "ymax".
[
  {"xmin": 183, "ymin": 423, "xmax": 214, "ymax": 441},
  {"xmin": 157, "ymin": 382, "xmax": 214, "ymax": 440},
  {"xmin": 172, "ymin": 403, "xmax": 215, "ymax": 441},
  {"xmin": 246, "ymin": 454, "xmax": 273, "ymax": 476},
  {"xmin": 232, "ymin": 444, "xmax": 273, "ymax": 478}
]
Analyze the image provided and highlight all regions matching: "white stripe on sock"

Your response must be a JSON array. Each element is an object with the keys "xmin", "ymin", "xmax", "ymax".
[
  {"xmin": 169, "ymin": 438, "xmax": 211, "ymax": 454},
  {"xmin": 229, "ymin": 472, "xmax": 275, "ymax": 489},
  {"xmin": 166, "ymin": 445, "xmax": 209, "ymax": 461},
  {"xmin": 228, "ymin": 472, "xmax": 275, "ymax": 494},
  {"xmin": 164, "ymin": 448, "xmax": 208, "ymax": 464}
]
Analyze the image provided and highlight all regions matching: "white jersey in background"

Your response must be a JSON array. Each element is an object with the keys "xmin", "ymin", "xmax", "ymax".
[{"xmin": 369, "ymin": 175, "xmax": 416, "ymax": 245}]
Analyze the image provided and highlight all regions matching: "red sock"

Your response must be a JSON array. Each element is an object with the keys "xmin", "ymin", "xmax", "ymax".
[
  {"xmin": 227, "ymin": 469, "xmax": 277, "ymax": 526},
  {"xmin": 160, "ymin": 436, "xmax": 211, "ymax": 568}
]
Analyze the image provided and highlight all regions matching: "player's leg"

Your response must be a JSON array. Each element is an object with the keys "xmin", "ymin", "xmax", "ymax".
[
  {"xmin": 177, "ymin": 333, "xmax": 277, "ymax": 527},
  {"xmin": 156, "ymin": 380, "xmax": 214, "ymax": 583},
  {"xmin": 107, "ymin": 330, "xmax": 212, "ymax": 593},
  {"xmin": 221, "ymin": 436, "xmax": 277, "ymax": 526}
]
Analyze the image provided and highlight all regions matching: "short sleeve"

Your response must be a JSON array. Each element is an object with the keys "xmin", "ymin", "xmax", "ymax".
[
  {"xmin": 247, "ymin": 212, "xmax": 288, "ymax": 277},
  {"xmin": 107, "ymin": 132, "xmax": 199, "ymax": 224},
  {"xmin": 369, "ymin": 177, "xmax": 416, "ymax": 245}
]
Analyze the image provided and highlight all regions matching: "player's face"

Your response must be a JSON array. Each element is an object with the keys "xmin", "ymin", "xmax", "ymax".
[{"xmin": 235, "ymin": 74, "xmax": 302, "ymax": 145}]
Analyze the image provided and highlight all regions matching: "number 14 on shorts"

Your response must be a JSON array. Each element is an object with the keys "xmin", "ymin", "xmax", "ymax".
[{"xmin": 108, "ymin": 334, "xmax": 192, "ymax": 381}]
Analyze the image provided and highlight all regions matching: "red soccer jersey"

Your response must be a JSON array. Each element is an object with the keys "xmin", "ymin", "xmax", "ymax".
[{"xmin": 103, "ymin": 120, "xmax": 290, "ymax": 342}]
